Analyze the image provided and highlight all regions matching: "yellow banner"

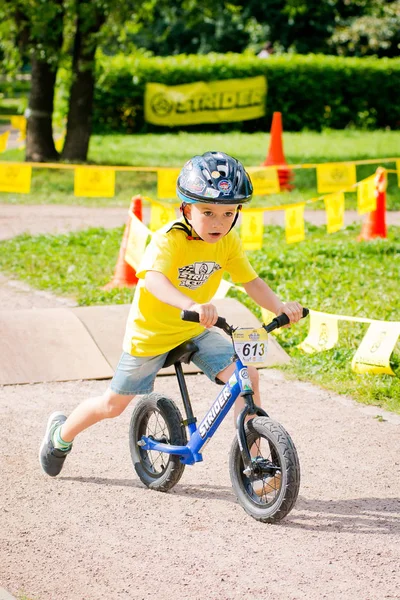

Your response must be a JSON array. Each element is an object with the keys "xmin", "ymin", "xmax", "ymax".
[
  {"xmin": 247, "ymin": 167, "xmax": 280, "ymax": 195},
  {"xmin": 299, "ymin": 311, "xmax": 339, "ymax": 353},
  {"xmin": 241, "ymin": 209, "xmax": 264, "ymax": 250},
  {"xmin": 317, "ymin": 163, "xmax": 356, "ymax": 193},
  {"xmin": 157, "ymin": 168, "xmax": 180, "ymax": 199},
  {"xmin": 125, "ymin": 214, "xmax": 152, "ymax": 270},
  {"xmin": 352, "ymin": 322, "xmax": 400, "ymax": 376},
  {"xmin": 74, "ymin": 167, "xmax": 115, "ymax": 198},
  {"xmin": 0, "ymin": 164, "xmax": 31, "ymax": 193},
  {"xmin": 145, "ymin": 76, "xmax": 267, "ymax": 126},
  {"xmin": 357, "ymin": 175, "xmax": 376, "ymax": 214},
  {"xmin": 149, "ymin": 201, "xmax": 177, "ymax": 231},
  {"xmin": 285, "ymin": 204, "xmax": 305, "ymax": 244},
  {"xmin": 0, "ymin": 131, "xmax": 10, "ymax": 153},
  {"xmin": 324, "ymin": 192, "xmax": 345, "ymax": 233}
]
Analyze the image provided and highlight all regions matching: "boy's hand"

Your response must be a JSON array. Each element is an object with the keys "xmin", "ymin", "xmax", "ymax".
[
  {"xmin": 191, "ymin": 302, "xmax": 218, "ymax": 328},
  {"xmin": 279, "ymin": 301, "xmax": 303, "ymax": 325}
]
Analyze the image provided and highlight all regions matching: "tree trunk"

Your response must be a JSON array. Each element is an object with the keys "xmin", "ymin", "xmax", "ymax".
[
  {"xmin": 25, "ymin": 58, "xmax": 59, "ymax": 162},
  {"xmin": 62, "ymin": 6, "xmax": 106, "ymax": 162}
]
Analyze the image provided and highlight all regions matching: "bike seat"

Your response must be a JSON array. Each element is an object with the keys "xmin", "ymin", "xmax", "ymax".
[{"xmin": 162, "ymin": 341, "xmax": 199, "ymax": 368}]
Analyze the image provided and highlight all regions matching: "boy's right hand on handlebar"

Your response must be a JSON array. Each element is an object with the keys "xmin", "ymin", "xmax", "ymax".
[{"xmin": 190, "ymin": 302, "xmax": 218, "ymax": 328}]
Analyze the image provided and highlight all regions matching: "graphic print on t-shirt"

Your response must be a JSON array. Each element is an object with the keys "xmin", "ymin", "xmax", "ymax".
[{"xmin": 178, "ymin": 261, "xmax": 221, "ymax": 289}]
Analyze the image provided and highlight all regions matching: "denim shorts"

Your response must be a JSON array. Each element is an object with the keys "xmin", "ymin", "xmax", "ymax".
[{"xmin": 110, "ymin": 328, "xmax": 234, "ymax": 396}]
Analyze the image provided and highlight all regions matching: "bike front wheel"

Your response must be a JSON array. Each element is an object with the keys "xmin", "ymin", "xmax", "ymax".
[
  {"xmin": 229, "ymin": 417, "xmax": 300, "ymax": 523},
  {"xmin": 129, "ymin": 393, "xmax": 187, "ymax": 492}
]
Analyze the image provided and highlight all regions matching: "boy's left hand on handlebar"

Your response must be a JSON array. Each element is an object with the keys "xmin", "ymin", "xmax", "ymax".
[{"xmin": 280, "ymin": 302, "xmax": 304, "ymax": 326}]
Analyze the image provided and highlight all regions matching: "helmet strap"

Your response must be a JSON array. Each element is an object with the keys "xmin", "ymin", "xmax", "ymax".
[
  {"xmin": 180, "ymin": 203, "xmax": 203, "ymax": 240},
  {"xmin": 229, "ymin": 204, "xmax": 242, "ymax": 232}
]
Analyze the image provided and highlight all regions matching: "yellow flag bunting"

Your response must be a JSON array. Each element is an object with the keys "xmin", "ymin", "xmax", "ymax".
[
  {"xmin": 74, "ymin": 167, "xmax": 115, "ymax": 198},
  {"xmin": 0, "ymin": 164, "xmax": 31, "ymax": 193},
  {"xmin": 212, "ymin": 286, "xmax": 399, "ymax": 377},
  {"xmin": 317, "ymin": 163, "xmax": 357, "ymax": 193},
  {"xmin": 357, "ymin": 175, "xmax": 377, "ymax": 214},
  {"xmin": 352, "ymin": 322, "xmax": 400, "ymax": 376},
  {"xmin": 285, "ymin": 204, "xmax": 305, "ymax": 244},
  {"xmin": 241, "ymin": 209, "xmax": 265, "ymax": 250},
  {"xmin": 0, "ymin": 131, "xmax": 10, "ymax": 153},
  {"xmin": 324, "ymin": 192, "xmax": 345, "ymax": 233},
  {"xmin": 299, "ymin": 311, "xmax": 339, "ymax": 353},
  {"xmin": 247, "ymin": 167, "xmax": 280, "ymax": 195},
  {"xmin": 300, "ymin": 310, "xmax": 400, "ymax": 376},
  {"xmin": 0, "ymin": 157, "xmax": 391, "ymax": 247}
]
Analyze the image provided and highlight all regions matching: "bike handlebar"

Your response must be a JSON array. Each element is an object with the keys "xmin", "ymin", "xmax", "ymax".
[
  {"xmin": 181, "ymin": 307, "xmax": 309, "ymax": 336},
  {"xmin": 181, "ymin": 310, "xmax": 233, "ymax": 335},
  {"xmin": 263, "ymin": 307, "xmax": 309, "ymax": 333}
]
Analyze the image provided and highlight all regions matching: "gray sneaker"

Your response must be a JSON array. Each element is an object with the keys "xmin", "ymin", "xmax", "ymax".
[{"xmin": 39, "ymin": 411, "xmax": 71, "ymax": 477}]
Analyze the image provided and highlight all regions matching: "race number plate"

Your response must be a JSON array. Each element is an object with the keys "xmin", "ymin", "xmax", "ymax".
[{"xmin": 232, "ymin": 327, "xmax": 268, "ymax": 366}]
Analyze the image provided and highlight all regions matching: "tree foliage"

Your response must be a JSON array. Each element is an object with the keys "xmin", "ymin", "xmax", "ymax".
[
  {"xmin": 0, "ymin": 0, "xmax": 397, "ymax": 164},
  {"xmin": 104, "ymin": 0, "xmax": 399, "ymax": 58},
  {"xmin": 0, "ymin": 0, "xmax": 138, "ymax": 161},
  {"xmin": 331, "ymin": 0, "xmax": 400, "ymax": 57}
]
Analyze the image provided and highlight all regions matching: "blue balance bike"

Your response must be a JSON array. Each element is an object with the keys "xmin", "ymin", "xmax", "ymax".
[{"xmin": 129, "ymin": 308, "xmax": 309, "ymax": 523}]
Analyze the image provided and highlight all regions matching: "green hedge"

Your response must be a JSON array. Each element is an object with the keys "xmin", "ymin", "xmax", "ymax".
[{"xmin": 91, "ymin": 53, "xmax": 400, "ymax": 133}]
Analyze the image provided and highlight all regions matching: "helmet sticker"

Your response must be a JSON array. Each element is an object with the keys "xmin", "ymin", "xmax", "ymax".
[
  {"xmin": 211, "ymin": 170, "xmax": 220, "ymax": 178},
  {"xmin": 204, "ymin": 187, "xmax": 220, "ymax": 198},
  {"xmin": 217, "ymin": 179, "xmax": 233, "ymax": 194},
  {"xmin": 186, "ymin": 176, "xmax": 206, "ymax": 194}
]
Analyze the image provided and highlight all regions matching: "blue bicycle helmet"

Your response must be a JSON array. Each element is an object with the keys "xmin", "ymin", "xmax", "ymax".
[{"xmin": 177, "ymin": 151, "xmax": 253, "ymax": 205}]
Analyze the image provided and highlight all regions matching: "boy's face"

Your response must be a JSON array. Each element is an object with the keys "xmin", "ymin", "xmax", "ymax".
[{"xmin": 184, "ymin": 203, "xmax": 238, "ymax": 243}]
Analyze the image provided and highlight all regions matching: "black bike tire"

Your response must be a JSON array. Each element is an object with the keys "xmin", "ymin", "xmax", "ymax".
[
  {"xmin": 129, "ymin": 393, "xmax": 187, "ymax": 492},
  {"xmin": 229, "ymin": 416, "xmax": 300, "ymax": 523}
]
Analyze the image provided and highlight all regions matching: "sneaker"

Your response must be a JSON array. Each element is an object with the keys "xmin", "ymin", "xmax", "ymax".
[{"xmin": 39, "ymin": 411, "xmax": 71, "ymax": 477}]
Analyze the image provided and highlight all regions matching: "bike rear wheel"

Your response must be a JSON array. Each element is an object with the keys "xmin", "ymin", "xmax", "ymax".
[
  {"xmin": 229, "ymin": 416, "xmax": 300, "ymax": 523},
  {"xmin": 129, "ymin": 393, "xmax": 187, "ymax": 492}
]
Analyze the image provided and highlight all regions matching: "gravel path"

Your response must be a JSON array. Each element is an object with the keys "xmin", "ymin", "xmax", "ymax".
[
  {"xmin": 0, "ymin": 374, "xmax": 399, "ymax": 600},
  {"xmin": 0, "ymin": 202, "xmax": 399, "ymax": 600}
]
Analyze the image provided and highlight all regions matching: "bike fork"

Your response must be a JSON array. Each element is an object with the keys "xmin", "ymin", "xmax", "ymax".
[{"xmin": 236, "ymin": 392, "xmax": 269, "ymax": 475}]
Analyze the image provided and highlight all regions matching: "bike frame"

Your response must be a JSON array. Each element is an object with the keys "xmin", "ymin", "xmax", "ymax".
[{"xmin": 138, "ymin": 355, "xmax": 268, "ymax": 467}]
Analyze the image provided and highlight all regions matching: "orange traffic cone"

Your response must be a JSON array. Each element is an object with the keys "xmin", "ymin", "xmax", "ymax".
[
  {"xmin": 263, "ymin": 112, "xmax": 294, "ymax": 191},
  {"xmin": 103, "ymin": 196, "xmax": 143, "ymax": 289},
  {"xmin": 358, "ymin": 168, "xmax": 387, "ymax": 241}
]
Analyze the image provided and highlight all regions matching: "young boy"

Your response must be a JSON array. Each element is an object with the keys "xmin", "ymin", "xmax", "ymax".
[{"xmin": 40, "ymin": 151, "xmax": 303, "ymax": 477}]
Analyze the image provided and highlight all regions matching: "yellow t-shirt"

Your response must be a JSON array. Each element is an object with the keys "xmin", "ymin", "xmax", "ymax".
[{"xmin": 123, "ymin": 220, "xmax": 258, "ymax": 356}]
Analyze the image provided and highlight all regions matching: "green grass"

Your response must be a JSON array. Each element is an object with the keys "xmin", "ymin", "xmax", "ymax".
[
  {"xmin": 0, "ymin": 222, "xmax": 399, "ymax": 413},
  {"xmin": 0, "ymin": 227, "xmax": 133, "ymax": 305},
  {"xmin": 0, "ymin": 130, "xmax": 399, "ymax": 209}
]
